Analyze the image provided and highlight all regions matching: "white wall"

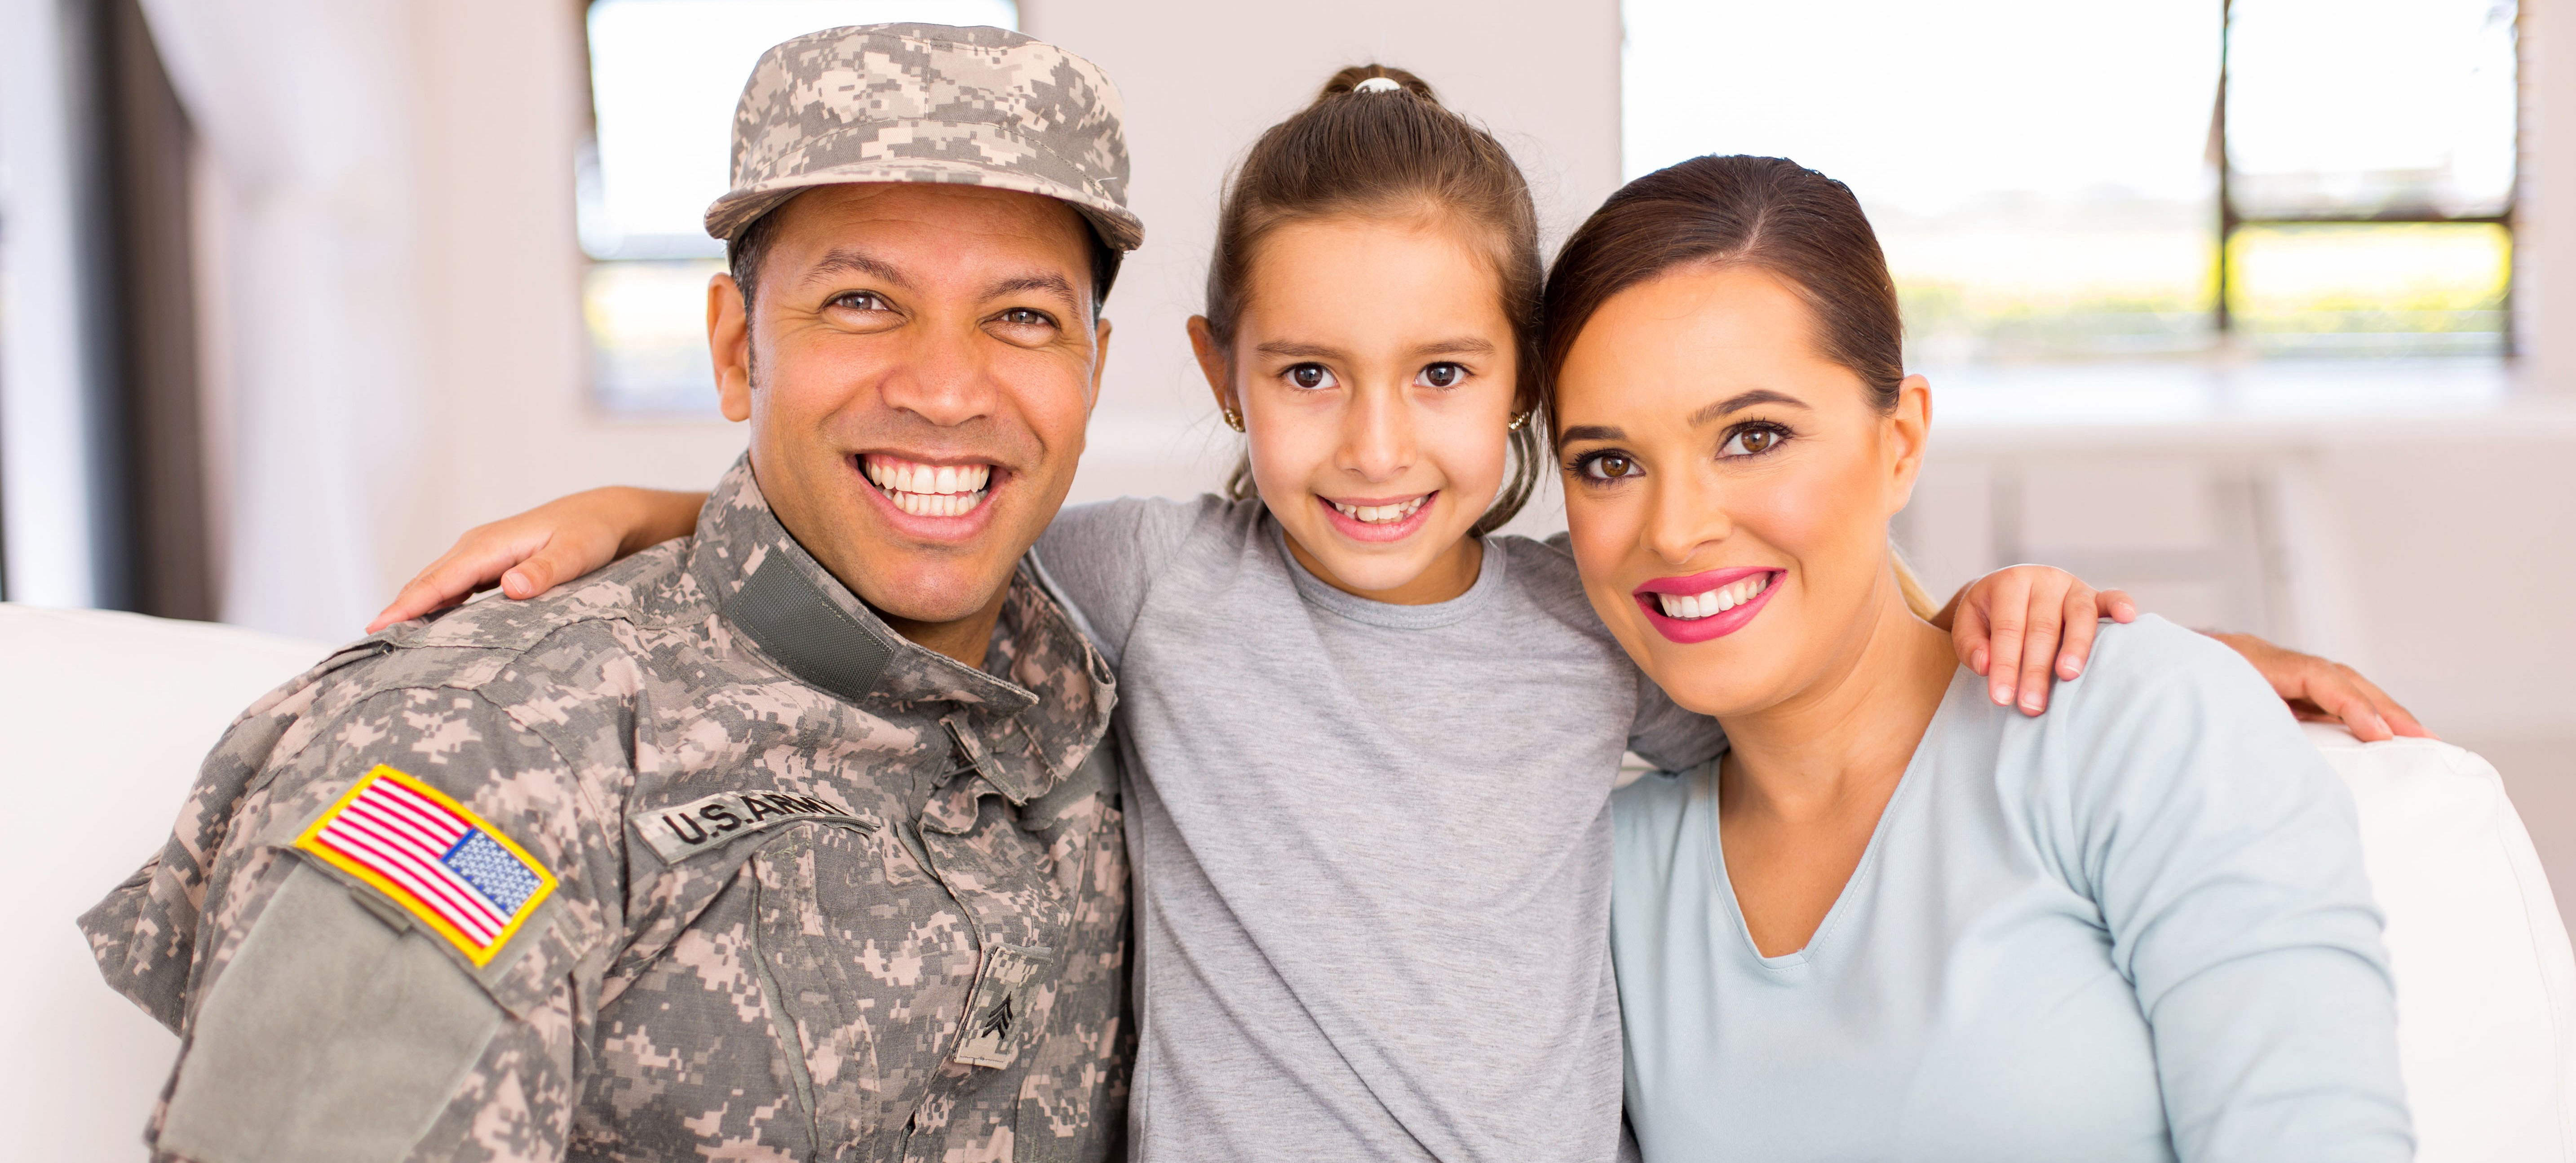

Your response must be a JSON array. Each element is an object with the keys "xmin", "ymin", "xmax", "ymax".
[
  {"xmin": 0, "ymin": 0, "xmax": 111, "ymax": 608},
  {"xmin": 382, "ymin": 0, "xmax": 743, "ymax": 600},
  {"xmin": 2527, "ymin": 0, "xmax": 2576, "ymax": 394}
]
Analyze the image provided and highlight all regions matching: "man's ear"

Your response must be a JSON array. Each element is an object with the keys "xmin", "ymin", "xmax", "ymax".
[
  {"xmin": 1186, "ymin": 316, "xmax": 1234, "ymax": 414},
  {"xmin": 1886, "ymin": 373, "xmax": 1932, "ymax": 515},
  {"xmin": 1085, "ymin": 316, "xmax": 1113, "ymax": 416},
  {"xmin": 709, "ymin": 274, "xmax": 754, "ymax": 423}
]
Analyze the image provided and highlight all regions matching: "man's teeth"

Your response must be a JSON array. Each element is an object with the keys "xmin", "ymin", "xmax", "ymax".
[
  {"xmin": 1329, "ymin": 496, "xmax": 1430, "ymax": 525},
  {"xmin": 863, "ymin": 455, "xmax": 990, "ymax": 518},
  {"xmin": 1655, "ymin": 574, "xmax": 1770, "ymax": 620}
]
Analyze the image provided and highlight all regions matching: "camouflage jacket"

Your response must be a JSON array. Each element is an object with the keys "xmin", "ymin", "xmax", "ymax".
[{"xmin": 80, "ymin": 457, "xmax": 1131, "ymax": 1163}]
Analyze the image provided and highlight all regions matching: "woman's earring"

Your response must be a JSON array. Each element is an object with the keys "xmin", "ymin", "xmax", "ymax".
[
  {"xmin": 1222, "ymin": 407, "xmax": 1245, "ymax": 432},
  {"xmin": 1506, "ymin": 410, "xmax": 1533, "ymax": 432}
]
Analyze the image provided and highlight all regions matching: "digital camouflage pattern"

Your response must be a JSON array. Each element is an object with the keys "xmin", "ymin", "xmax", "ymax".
[
  {"xmin": 706, "ymin": 22, "xmax": 1143, "ymax": 252},
  {"xmin": 81, "ymin": 456, "xmax": 1132, "ymax": 1162}
]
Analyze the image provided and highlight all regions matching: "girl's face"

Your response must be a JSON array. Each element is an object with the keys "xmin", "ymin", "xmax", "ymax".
[
  {"xmin": 1555, "ymin": 264, "xmax": 1930, "ymax": 717},
  {"xmin": 1193, "ymin": 215, "xmax": 1518, "ymax": 604}
]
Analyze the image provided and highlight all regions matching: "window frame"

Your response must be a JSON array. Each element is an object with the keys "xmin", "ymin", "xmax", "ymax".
[{"xmin": 2213, "ymin": 0, "xmax": 2522, "ymax": 353}]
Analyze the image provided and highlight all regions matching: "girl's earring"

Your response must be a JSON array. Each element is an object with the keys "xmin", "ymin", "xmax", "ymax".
[
  {"xmin": 1506, "ymin": 410, "xmax": 1532, "ymax": 432},
  {"xmin": 1222, "ymin": 407, "xmax": 1245, "ymax": 432}
]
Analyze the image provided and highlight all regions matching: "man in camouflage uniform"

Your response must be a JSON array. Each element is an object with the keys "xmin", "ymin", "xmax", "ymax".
[{"xmin": 80, "ymin": 24, "xmax": 1142, "ymax": 1162}]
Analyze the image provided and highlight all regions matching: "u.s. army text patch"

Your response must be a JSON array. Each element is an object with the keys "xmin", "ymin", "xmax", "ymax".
[
  {"xmin": 632, "ymin": 789, "xmax": 877, "ymax": 864},
  {"xmin": 293, "ymin": 764, "xmax": 557, "ymax": 966}
]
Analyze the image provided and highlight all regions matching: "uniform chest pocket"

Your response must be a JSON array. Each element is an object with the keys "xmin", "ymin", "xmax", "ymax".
[{"xmin": 740, "ymin": 820, "xmax": 978, "ymax": 1148}]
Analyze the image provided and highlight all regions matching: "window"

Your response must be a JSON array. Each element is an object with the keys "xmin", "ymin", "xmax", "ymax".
[
  {"xmin": 1620, "ymin": 0, "xmax": 2518, "ymax": 366},
  {"xmin": 2221, "ymin": 0, "xmax": 2518, "ymax": 355},
  {"xmin": 580, "ymin": 0, "xmax": 1019, "ymax": 415}
]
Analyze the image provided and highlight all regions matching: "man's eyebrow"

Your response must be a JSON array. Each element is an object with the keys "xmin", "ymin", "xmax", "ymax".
[
  {"xmin": 801, "ymin": 248, "xmax": 912, "ymax": 288},
  {"xmin": 1688, "ymin": 389, "xmax": 1810, "ymax": 426},
  {"xmin": 1559, "ymin": 425, "xmax": 1625, "ymax": 443},
  {"xmin": 980, "ymin": 271, "xmax": 1082, "ymax": 310}
]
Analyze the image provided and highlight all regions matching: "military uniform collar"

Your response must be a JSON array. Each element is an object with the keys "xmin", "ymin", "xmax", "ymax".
[{"xmin": 687, "ymin": 456, "xmax": 1115, "ymax": 805}]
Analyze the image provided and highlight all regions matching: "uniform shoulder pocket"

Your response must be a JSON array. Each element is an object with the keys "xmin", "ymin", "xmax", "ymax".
[{"xmin": 159, "ymin": 860, "xmax": 505, "ymax": 1163}]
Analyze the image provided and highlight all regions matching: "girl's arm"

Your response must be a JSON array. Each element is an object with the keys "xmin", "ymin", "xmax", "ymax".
[
  {"xmin": 1940, "ymin": 567, "xmax": 2426, "ymax": 742},
  {"xmin": 373, "ymin": 493, "xmax": 2434, "ymax": 746},
  {"xmin": 368, "ymin": 487, "xmax": 706, "ymax": 632}
]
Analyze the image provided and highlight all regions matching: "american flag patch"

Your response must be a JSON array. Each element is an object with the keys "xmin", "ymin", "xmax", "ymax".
[{"xmin": 293, "ymin": 765, "xmax": 557, "ymax": 966}]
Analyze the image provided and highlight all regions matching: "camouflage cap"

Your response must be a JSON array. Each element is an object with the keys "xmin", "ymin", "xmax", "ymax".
[{"xmin": 706, "ymin": 22, "xmax": 1143, "ymax": 255}]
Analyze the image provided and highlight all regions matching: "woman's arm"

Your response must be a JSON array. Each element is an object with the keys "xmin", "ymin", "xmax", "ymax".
[
  {"xmin": 368, "ymin": 487, "xmax": 705, "ymax": 632},
  {"xmin": 2070, "ymin": 625, "xmax": 2412, "ymax": 1161}
]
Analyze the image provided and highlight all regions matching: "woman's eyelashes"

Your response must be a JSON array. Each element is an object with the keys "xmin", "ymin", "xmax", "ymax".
[
  {"xmin": 1717, "ymin": 420, "xmax": 1793, "ymax": 459},
  {"xmin": 1568, "ymin": 449, "xmax": 1643, "ymax": 485},
  {"xmin": 1415, "ymin": 361, "xmax": 1468, "ymax": 389},
  {"xmin": 1566, "ymin": 420, "xmax": 1795, "ymax": 484}
]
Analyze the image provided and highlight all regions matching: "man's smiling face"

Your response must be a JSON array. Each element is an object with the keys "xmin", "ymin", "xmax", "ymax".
[{"xmin": 709, "ymin": 182, "xmax": 1110, "ymax": 641}]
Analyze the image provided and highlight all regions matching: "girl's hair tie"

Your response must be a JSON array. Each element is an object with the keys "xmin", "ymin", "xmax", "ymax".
[{"xmin": 1354, "ymin": 76, "xmax": 1403, "ymax": 94}]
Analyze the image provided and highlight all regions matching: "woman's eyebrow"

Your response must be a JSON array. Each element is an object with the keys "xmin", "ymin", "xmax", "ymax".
[
  {"xmin": 1559, "ymin": 424, "xmax": 1625, "ymax": 442},
  {"xmin": 1689, "ymin": 389, "xmax": 1810, "ymax": 426}
]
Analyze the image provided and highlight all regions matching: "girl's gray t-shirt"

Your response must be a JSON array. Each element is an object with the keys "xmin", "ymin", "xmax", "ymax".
[{"xmin": 1035, "ymin": 495, "xmax": 1724, "ymax": 1163}]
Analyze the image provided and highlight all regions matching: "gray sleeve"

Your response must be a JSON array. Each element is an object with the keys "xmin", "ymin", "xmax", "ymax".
[
  {"xmin": 149, "ymin": 686, "xmax": 601, "ymax": 1163},
  {"xmin": 2063, "ymin": 626, "xmax": 2411, "ymax": 1163},
  {"xmin": 1525, "ymin": 530, "xmax": 1728, "ymax": 772},
  {"xmin": 1033, "ymin": 496, "xmax": 1208, "ymax": 668},
  {"xmin": 1626, "ymin": 671, "xmax": 1728, "ymax": 772}
]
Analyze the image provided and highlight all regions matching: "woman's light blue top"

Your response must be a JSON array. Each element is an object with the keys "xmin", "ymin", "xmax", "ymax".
[{"xmin": 1610, "ymin": 617, "xmax": 2412, "ymax": 1163}]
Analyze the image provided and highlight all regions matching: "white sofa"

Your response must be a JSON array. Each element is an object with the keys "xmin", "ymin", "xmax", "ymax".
[{"xmin": 5, "ymin": 602, "xmax": 2571, "ymax": 1160}]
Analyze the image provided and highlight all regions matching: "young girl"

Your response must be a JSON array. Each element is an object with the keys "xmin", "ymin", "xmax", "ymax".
[{"xmin": 374, "ymin": 70, "xmax": 2415, "ymax": 1160}]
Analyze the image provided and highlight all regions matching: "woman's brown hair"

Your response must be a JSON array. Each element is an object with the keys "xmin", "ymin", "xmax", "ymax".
[
  {"xmin": 1541, "ymin": 155, "xmax": 1939, "ymax": 616},
  {"xmin": 1205, "ymin": 65, "xmax": 1545, "ymax": 536}
]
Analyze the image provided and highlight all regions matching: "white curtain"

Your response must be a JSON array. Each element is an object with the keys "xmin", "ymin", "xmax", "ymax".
[{"xmin": 138, "ymin": 0, "xmax": 426, "ymax": 639}]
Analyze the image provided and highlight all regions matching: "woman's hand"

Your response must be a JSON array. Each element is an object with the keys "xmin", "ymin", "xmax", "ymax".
[
  {"xmin": 366, "ymin": 487, "xmax": 708, "ymax": 632},
  {"xmin": 1937, "ymin": 566, "xmax": 2138, "ymax": 715},
  {"xmin": 2205, "ymin": 632, "xmax": 2432, "ymax": 743}
]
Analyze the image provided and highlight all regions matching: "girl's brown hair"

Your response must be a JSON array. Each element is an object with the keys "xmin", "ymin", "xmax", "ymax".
[
  {"xmin": 1541, "ymin": 155, "xmax": 1940, "ymax": 617},
  {"xmin": 1206, "ymin": 65, "xmax": 1545, "ymax": 536}
]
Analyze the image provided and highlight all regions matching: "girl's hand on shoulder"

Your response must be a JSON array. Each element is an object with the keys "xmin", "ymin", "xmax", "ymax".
[
  {"xmin": 366, "ymin": 487, "xmax": 708, "ymax": 633},
  {"xmin": 2206, "ymin": 632, "xmax": 2433, "ymax": 743},
  {"xmin": 1939, "ymin": 565, "xmax": 2138, "ymax": 716}
]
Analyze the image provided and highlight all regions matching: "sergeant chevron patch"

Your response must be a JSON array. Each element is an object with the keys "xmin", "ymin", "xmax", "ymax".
[{"xmin": 292, "ymin": 764, "xmax": 557, "ymax": 966}]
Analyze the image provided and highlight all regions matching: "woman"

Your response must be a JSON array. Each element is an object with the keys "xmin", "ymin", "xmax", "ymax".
[{"xmin": 1545, "ymin": 155, "xmax": 2410, "ymax": 1161}]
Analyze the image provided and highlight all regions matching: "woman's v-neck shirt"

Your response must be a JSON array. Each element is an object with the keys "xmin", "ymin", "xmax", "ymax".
[
  {"xmin": 1610, "ymin": 616, "xmax": 2410, "ymax": 1163},
  {"xmin": 1035, "ymin": 495, "xmax": 1724, "ymax": 1163}
]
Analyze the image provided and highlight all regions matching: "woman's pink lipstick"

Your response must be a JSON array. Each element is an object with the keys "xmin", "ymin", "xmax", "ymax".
[{"xmin": 1633, "ymin": 567, "xmax": 1784, "ymax": 644}]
